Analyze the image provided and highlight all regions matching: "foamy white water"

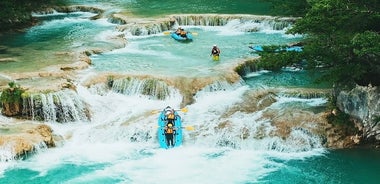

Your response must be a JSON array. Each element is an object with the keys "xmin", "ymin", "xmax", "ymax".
[
  {"xmin": 0, "ymin": 6, "xmax": 329, "ymax": 183},
  {"xmin": 0, "ymin": 77, "xmax": 327, "ymax": 183}
]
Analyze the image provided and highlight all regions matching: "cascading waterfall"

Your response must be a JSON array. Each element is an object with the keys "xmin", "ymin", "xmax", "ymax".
[
  {"xmin": 172, "ymin": 14, "xmax": 294, "ymax": 30},
  {"xmin": 0, "ymin": 140, "xmax": 48, "ymax": 162},
  {"xmin": 115, "ymin": 14, "xmax": 295, "ymax": 36},
  {"xmin": 22, "ymin": 90, "xmax": 89, "ymax": 123},
  {"xmin": 182, "ymin": 78, "xmax": 326, "ymax": 153},
  {"xmin": 0, "ymin": 144, "xmax": 15, "ymax": 162},
  {"xmin": 110, "ymin": 77, "xmax": 176, "ymax": 100},
  {"xmin": 200, "ymin": 79, "xmax": 245, "ymax": 92},
  {"xmin": 266, "ymin": 127, "xmax": 323, "ymax": 152},
  {"xmin": 119, "ymin": 22, "xmax": 173, "ymax": 36}
]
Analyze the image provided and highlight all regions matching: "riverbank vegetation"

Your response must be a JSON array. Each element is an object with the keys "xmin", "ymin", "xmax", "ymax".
[
  {"xmin": 0, "ymin": 0, "xmax": 67, "ymax": 31},
  {"xmin": 0, "ymin": 81, "xmax": 25, "ymax": 116},
  {"xmin": 261, "ymin": 0, "xmax": 380, "ymax": 88}
]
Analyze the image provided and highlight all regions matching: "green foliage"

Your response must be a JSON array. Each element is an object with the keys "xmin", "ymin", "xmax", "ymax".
[
  {"xmin": 8, "ymin": 81, "xmax": 16, "ymax": 88},
  {"xmin": 285, "ymin": 0, "xmax": 380, "ymax": 87},
  {"xmin": 0, "ymin": 0, "xmax": 68, "ymax": 31},
  {"xmin": 262, "ymin": 0, "xmax": 311, "ymax": 17},
  {"xmin": 352, "ymin": 31, "xmax": 380, "ymax": 58},
  {"xmin": 0, "ymin": 82, "xmax": 25, "ymax": 104},
  {"xmin": 255, "ymin": 45, "xmax": 304, "ymax": 71}
]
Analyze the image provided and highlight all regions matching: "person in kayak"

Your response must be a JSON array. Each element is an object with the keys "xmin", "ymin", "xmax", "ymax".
[
  {"xmin": 164, "ymin": 123, "xmax": 176, "ymax": 147},
  {"xmin": 179, "ymin": 28, "xmax": 187, "ymax": 38},
  {"xmin": 211, "ymin": 44, "xmax": 221, "ymax": 56},
  {"xmin": 164, "ymin": 106, "xmax": 176, "ymax": 126},
  {"xmin": 175, "ymin": 27, "xmax": 182, "ymax": 35}
]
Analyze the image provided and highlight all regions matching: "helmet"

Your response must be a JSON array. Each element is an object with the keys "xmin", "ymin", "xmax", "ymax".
[
  {"xmin": 213, "ymin": 44, "xmax": 217, "ymax": 47},
  {"xmin": 168, "ymin": 124, "xmax": 173, "ymax": 127}
]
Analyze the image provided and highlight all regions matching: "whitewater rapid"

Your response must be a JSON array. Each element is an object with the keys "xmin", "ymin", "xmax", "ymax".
[{"xmin": 0, "ymin": 8, "xmax": 328, "ymax": 184}]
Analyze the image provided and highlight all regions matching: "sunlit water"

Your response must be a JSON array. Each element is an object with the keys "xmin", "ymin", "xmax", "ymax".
[{"xmin": 1, "ymin": 1, "xmax": 380, "ymax": 184}]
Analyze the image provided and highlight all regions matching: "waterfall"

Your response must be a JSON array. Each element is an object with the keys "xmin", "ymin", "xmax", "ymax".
[
  {"xmin": 117, "ymin": 21, "xmax": 173, "ymax": 36},
  {"xmin": 172, "ymin": 14, "xmax": 294, "ymax": 31},
  {"xmin": 200, "ymin": 79, "xmax": 245, "ymax": 93},
  {"xmin": 110, "ymin": 77, "xmax": 178, "ymax": 100},
  {"xmin": 22, "ymin": 90, "xmax": 89, "ymax": 123},
  {"xmin": 235, "ymin": 59, "xmax": 260, "ymax": 77},
  {"xmin": 112, "ymin": 14, "xmax": 296, "ymax": 36},
  {"xmin": 0, "ymin": 140, "xmax": 48, "ymax": 162},
  {"xmin": 266, "ymin": 127, "xmax": 323, "ymax": 152},
  {"xmin": 0, "ymin": 144, "xmax": 15, "ymax": 162}
]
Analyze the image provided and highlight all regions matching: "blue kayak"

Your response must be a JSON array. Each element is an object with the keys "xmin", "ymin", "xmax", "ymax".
[
  {"xmin": 157, "ymin": 110, "xmax": 183, "ymax": 149},
  {"xmin": 249, "ymin": 45, "xmax": 264, "ymax": 52},
  {"xmin": 170, "ymin": 32, "xmax": 193, "ymax": 42}
]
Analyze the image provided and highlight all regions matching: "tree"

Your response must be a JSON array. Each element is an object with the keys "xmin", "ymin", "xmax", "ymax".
[
  {"xmin": 262, "ymin": 0, "xmax": 311, "ymax": 17},
  {"xmin": 285, "ymin": 0, "xmax": 380, "ymax": 87}
]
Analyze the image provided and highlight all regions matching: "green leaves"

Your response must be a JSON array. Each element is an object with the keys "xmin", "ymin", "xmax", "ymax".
[
  {"xmin": 288, "ymin": 0, "xmax": 380, "ymax": 86},
  {"xmin": 256, "ymin": 46, "xmax": 304, "ymax": 71},
  {"xmin": 264, "ymin": 0, "xmax": 311, "ymax": 17},
  {"xmin": 262, "ymin": 0, "xmax": 380, "ymax": 86},
  {"xmin": 352, "ymin": 31, "xmax": 380, "ymax": 58}
]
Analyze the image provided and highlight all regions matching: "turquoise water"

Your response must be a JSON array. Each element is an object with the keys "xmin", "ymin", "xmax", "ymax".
[
  {"xmin": 262, "ymin": 149, "xmax": 380, "ymax": 184},
  {"xmin": 244, "ymin": 69, "xmax": 332, "ymax": 89},
  {"xmin": 68, "ymin": 0, "xmax": 272, "ymax": 17},
  {"xmin": 1, "ymin": 149, "xmax": 380, "ymax": 184},
  {"xmin": 1, "ymin": 1, "xmax": 379, "ymax": 184},
  {"xmin": 0, "ymin": 12, "xmax": 116, "ymax": 72},
  {"xmin": 91, "ymin": 28, "xmax": 301, "ymax": 76}
]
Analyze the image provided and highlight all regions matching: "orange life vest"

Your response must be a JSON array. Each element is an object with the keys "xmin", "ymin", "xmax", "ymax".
[
  {"xmin": 167, "ymin": 113, "xmax": 175, "ymax": 120},
  {"xmin": 166, "ymin": 127, "xmax": 174, "ymax": 134}
]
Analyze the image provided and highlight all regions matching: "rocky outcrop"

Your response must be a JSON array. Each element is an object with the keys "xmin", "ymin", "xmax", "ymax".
[
  {"xmin": 336, "ymin": 85, "xmax": 380, "ymax": 146},
  {"xmin": 0, "ymin": 123, "xmax": 55, "ymax": 160}
]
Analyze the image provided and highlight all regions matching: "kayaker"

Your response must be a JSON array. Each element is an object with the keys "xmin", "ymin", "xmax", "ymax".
[
  {"xmin": 175, "ymin": 27, "xmax": 182, "ymax": 35},
  {"xmin": 179, "ymin": 29, "xmax": 187, "ymax": 38},
  {"xmin": 164, "ymin": 123, "xmax": 176, "ymax": 147},
  {"xmin": 211, "ymin": 45, "xmax": 221, "ymax": 56},
  {"xmin": 164, "ymin": 106, "xmax": 176, "ymax": 126},
  {"xmin": 211, "ymin": 45, "xmax": 221, "ymax": 60}
]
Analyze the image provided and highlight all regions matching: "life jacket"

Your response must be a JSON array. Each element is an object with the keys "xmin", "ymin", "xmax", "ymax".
[
  {"xmin": 166, "ymin": 127, "xmax": 174, "ymax": 134},
  {"xmin": 167, "ymin": 113, "xmax": 175, "ymax": 120}
]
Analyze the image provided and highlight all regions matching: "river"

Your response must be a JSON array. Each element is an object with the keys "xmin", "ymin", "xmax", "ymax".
[{"xmin": 0, "ymin": 0, "xmax": 379, "ymax": 183}]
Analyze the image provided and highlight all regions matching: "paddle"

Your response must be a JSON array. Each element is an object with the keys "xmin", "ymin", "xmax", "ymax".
[
  {"xmin": 163, "ymin": 31, "xmax": 198, "ymax": 35},
  {"xmin": 155, "ymin": 125, "xmax": 195, "ymax": 131},
  {"xmin": 151, "ymin": 107, "xmax": 188, "ymax": 114},
  {"xmin": 183, "ymin": 126, "xmax": 194, "ymax": 131}
]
